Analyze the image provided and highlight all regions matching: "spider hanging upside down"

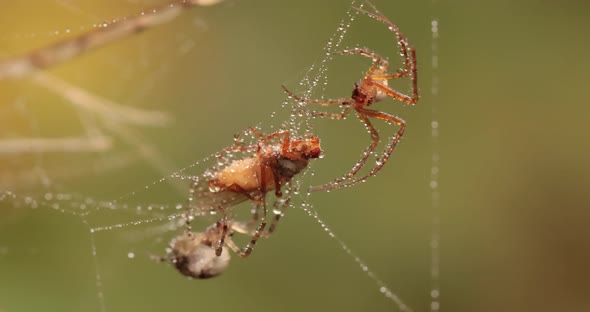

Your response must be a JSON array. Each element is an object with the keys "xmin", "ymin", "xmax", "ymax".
[
  {"xmin": 162, "ymin": 224, "xmax": 231, "ymax": 279},
  {"xmin": 161, "ymin": 220, "xmax": 257, "ymax": 279},
  {"xmin": 161, "ymin": 128, "xmax": 321, "ymax": 278},
  {"xmin": 282, "ymin": 1, "xmax": 419, "ymax": 192}
]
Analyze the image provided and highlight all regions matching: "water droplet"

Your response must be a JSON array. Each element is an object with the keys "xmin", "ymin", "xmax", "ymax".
[
  {"xmin": 430, "ymin": 289, "xmax": 439, "ymax": 298},
  {"xmin": 430, "ymin": 181, "xmax": 438, "ymax": 189}
]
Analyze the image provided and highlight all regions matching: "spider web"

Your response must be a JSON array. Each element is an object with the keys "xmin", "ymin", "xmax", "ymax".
[{"xmin": 0, "ymin": 1, "xmax": 434, "ymax": 311}]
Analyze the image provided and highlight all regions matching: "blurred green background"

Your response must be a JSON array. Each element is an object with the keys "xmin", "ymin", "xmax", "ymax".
[{"xmin": 1, "ymin": 0, "xmax": 589, "ymax": 311}]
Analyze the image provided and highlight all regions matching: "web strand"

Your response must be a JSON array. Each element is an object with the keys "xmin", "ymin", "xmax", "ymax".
[
  {"xmin": 284, "ymin": 0, "xmax": 362, "ymax": 135},
  {"xmin": 84, "ymin": 218, "xmax": 107, "ymax": 312},
  {"xmin": 300, "ymin": 201, "xmax": 412, "ymax": 312},
  {"xmin": 429, "ymin": 4, "xmax": 441, "ymax": 311}
]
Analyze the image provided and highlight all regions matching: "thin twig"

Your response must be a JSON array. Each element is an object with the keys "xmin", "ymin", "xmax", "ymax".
[
  {"xmin": 31, "ymin": 72, "xmax": 171, "ymax": 127},
  {"xmin": 0, "ymin": 0, "xmax": 225, "ymax": 80},
  {"xmin": 32, "ymin": 73, "xmax": 186, "ymax": 193},
  {"xmin": 0, "ymin": 136, "xmax": 111, "ymax": 154}
]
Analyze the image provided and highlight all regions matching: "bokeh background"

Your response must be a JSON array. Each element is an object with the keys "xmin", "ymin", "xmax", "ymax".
[{"xmin": 1, "ymin": 0, "xmax": 589, "ymax": 312}]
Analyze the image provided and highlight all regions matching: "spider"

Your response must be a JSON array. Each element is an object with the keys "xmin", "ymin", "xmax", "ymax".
[
  {"xmin": 160, "ymin": 223, "xmax": 232, "ymax": 279},
  {"xmin": 185, "ymin": 128, "xmax": 321, "ymax": 259},
  {"xmin": 282, "ymin": 1, "xmax": 418, "ymax": 192},
  {"xmin": 158, "ymin": 219, "xmax": 261, "ymax": 279}
]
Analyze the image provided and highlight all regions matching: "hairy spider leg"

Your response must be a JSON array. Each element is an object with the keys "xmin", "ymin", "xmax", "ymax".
[
  {"xmin": 354, "ymin": 2, "xmax": 418, "ymax": 103},
  {"xmin": 336, "ymin": 108, "xmax": 406, "ymax": 189},
  {"xmin": 238, "ymin": 146, "xmax": 269, "ymax": 258}
]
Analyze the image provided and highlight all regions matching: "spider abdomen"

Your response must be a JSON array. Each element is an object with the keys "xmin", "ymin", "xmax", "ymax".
[{"xmin": 209, "ymin": 157, "xmax": 275, "ymax": 193}]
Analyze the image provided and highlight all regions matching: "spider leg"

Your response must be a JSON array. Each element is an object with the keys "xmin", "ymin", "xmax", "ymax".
[
  {"xmin": 282, "ymin": 85, "xmax": 349, "ymax": 107},
  {"xmin": 336, "ymin": 108, "xmax": 406, "ymax": 189},
  {"xmin": 214, "ymin": 216, "xmax": 230, "ymax": 256},
  {"xmin": 268, "ymin": 195, "xmax": 291, "ymax": 234},
  {"xmin": 215, "ymin": 127, "xmax": 264, "ymax": 159},
  {"xmin": 389, "ymin": 45, "xmax": 418, "ymax": 104},
  {"xmin": 210, "ymin": 182, "xmax": 269, "ymax": 258},
  {"xmin": 228, "ymin": 129, "xmax": 290, "ymax": 167},
  {"xmin": 228, "ymin": 221, "xmax": 258, "ymax": 235},
  {"xmin": 354, "ymin": 2, "xmax": 419, "ymax": 103},
  {"xmin": 249, "ymin": 197, "xmax": 263, "ymax": 222},
  {"xmin": 370, "ymin": 72, "xmax": 408, "ymax": 80},
  {"xmin": 235, "ymin": 202, "xmax": 267, "ymax": 258},
  {"xmin": 250, "ymin": 130, "xmax": 292, "ymax": 197},
  {"xmin": 294, "ymin": 106, "xmax": 352, "ymax": 120},
  {"xmin": 282, "ymin": 84, "xmax": 353, "ymax": 120},
  {"xmin": 151, "ymin": 254, "xmax": 171, "ymax": 263},
  {"xmin": 312, "ymin": 107, "xmax": 406, "ymax": 191},
  {"xmin": 223, "ymin": 235, "xmax": 244, "ymax": 255},
  {"xmin": 235, "ymin": 165, "xmax": 269, "ymax": 258},
  {"xmin": 335, "ymin": 48, "xmax": 389, "ymax": 74},
  {"xmin": 227, "ymin": 219, "xmax": 272, "ymax": 238},
  {"xmin": 261, "ymin": 130, "xmax": 291, "ymax": 157},
  {"xmin": 335, "ymin": 47, "xmax": 383, "ymax": 60},
  {"xmin": 405, "ymin": 46, "xmax": 418, "ymax": 102},
  {"xmin": 354, "ymin": 2, "xmax": 411, "ymax": 67},
  {"xmin": 311, "ymin": 111, "xmax": 380, "ymax": 192},
  {"xmin": 372, "ymin": 80, "xmax": 417, "ymax": 105},
  {"xmin": 205, "ymin": 172, "xmax": 264, "ymax": 256}
]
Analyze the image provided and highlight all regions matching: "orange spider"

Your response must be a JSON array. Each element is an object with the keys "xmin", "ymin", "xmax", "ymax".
[
  {"xmin": 186, "ymin": 128, "xmax": 321, "ymax": 259},
  {"xmin": 282, "ymin": 1, "xmax": 418, "ymax": 192}
]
